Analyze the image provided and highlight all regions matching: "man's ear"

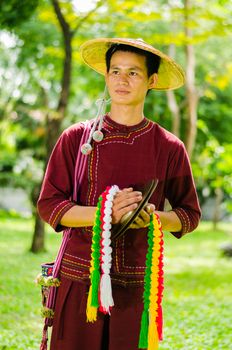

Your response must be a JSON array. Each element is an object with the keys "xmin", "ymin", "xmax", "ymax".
[{"xmin": 148, "ymin": 73, "xmax": 158, "ymax": 89}]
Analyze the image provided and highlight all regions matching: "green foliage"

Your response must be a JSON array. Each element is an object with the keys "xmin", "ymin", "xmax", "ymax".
[
  {"xmin": 0, "ymin": 218, "xmax": 232, "ymax": 348},
  {"xmin": 0, "ymin": 0, "xmax": 232, "ymax": 218},
  {"xmin": 0, "ymin": 0, "xmax": 39, "ymax": 29},
  {"xmin": 0, "ymin": 103, "xmax": 45, "ymax": 191}
]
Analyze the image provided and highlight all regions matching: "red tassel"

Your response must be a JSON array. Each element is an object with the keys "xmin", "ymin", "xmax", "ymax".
[
  {"xmin": 40, "ymin": 324, "xmax": 48, "ymax": 350},
  {"xmin": 156, "ymin": 230, "xmax": 164, "ymax": 341},
  {"xmin": 157, "ymin": 305, "xmax": 163, "ymax": 341}
]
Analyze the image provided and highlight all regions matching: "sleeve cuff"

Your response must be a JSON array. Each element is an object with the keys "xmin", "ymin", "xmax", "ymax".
[
  {"xmin": 48, "ymin": 200, "xmax": 76, "ymax": 232},
  {"xmin": 171, "ymin": 208, "xmax": 191, "ymax": 239}
]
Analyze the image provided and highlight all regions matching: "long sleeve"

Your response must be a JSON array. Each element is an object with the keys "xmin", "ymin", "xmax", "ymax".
[
  {"xmin": 164, "ymin": 141, "xmax": 201, "ymax": 238},
  {"xmin": 37, "ymin": 124, "xmax": 83, "ymax": 231}
]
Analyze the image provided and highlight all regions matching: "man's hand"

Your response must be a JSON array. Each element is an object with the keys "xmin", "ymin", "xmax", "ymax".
[
  {"xmin": 129, "ymin": 203, "xmax": 155, "ymax": 229},
  {"xmin": 111, "ymin": 188, "xmax": 142, "ymax": 224}
]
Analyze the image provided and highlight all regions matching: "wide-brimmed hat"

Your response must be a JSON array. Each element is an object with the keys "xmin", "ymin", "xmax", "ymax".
[{"xmin": 80, "ymin": 37, "xmax": 185, "ymax": 91}]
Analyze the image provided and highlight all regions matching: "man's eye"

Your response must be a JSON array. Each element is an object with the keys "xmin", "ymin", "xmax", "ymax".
[{"xmin": 129, "ymin": 71, "xmax": 137, "ymax": 76}]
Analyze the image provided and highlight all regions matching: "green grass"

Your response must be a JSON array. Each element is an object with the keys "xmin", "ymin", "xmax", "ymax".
[
  {"xmin": 0, "ymin": 217, "xmax": 232, "ymax": 349},
  {"xmin": 0, "ymin": 217, "xmax": 61, "ymax": 350}
]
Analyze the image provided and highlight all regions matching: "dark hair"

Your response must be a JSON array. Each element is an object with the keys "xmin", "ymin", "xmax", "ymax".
[{"xmin": 105, "ymin": 43, "xmax": 161, "ymax": 77}]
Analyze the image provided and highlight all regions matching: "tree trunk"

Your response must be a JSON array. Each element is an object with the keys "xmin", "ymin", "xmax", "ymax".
[
  {"xmin": 30, "ymin": 183, "xmax": 46, "ymax": 252},
  {"xmin": 184, "ymin": 0, "xmax": 198, "ymax": 159},
  {"xmin": 30, "ymin": 210, "xmax": 45, "ymax": 252},
  {"xmin": 167, "ymin": 89, "xmax": 181, "ymax": 137},
  {"xmin": 212, "ymin": 187, "xmax": 223, "ymax": 230},
  {"xmin": 30, "ymin": 1, "xmax": 72, "ymax": 253},
  {"xmin": 30, "ymin": 0, "xmax": 104, "ymax": 252},
  {"xmin": 166, "ymin": 25, "xmax": 181, "ymax": 138},
  {"xmin": 47, "ymin": 0, "xmax": 73, "ymax": 153}
]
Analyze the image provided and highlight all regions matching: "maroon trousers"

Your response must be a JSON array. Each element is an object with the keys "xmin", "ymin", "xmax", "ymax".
[{"xmin": 50, "ymin": 277, "xmax": 145, "ymax": 350}]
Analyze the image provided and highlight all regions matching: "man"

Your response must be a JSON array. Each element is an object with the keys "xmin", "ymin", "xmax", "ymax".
[{"xmin": 38, "ymin": 38, "xmax": 201, "ymax": 350}]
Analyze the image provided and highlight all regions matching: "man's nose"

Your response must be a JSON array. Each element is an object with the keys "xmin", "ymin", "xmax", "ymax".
[{"xmin": 118, "ymin": 73, "xmax": 129, "ymax": 85}]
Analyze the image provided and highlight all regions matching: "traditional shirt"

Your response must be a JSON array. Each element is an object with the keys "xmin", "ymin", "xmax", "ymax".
[{"xmin": 37, "ymin": 115, "xmax": 201, "ymax": 286}]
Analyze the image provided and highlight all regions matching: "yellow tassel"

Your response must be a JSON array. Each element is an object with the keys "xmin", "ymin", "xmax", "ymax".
[
  {"xmin": 147, "ymin": 215, "xmax": 162, "ymax": 349},
  {"xmin": 86, "ymin": 285, "xmax": 98, "ymax": 322},
  {"xmin": 148, "ymin": 318, "xmax": 159, "ymax": 350}
]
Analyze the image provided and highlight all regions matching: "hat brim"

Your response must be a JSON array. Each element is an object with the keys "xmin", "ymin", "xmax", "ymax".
[{"xmin": 80, "ymin": 38, "xmax": 185, "ymax": 91}]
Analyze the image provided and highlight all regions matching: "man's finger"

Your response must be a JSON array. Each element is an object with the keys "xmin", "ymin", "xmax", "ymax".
[
  {"xmin": 145, "ymin": 203, "xmax": 155, "ymax": 214},
  {"xmin": 113, "ymin": 191, "xmax": 142, "ymax": 207},
  {"xmin": 139, "ymin": 209, "xmax": 150, "ymax": 223}
]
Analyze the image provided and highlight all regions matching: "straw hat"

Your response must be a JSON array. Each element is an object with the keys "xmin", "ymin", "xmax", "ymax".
[{"xmin": 80, "ymin": 37, "xmax": 185, "ymax": 91}]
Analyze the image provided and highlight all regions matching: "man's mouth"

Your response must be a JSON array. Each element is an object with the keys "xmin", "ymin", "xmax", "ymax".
[{"xmin": 115, "ymin": 89, "xmax": 130, "ymax": 95}]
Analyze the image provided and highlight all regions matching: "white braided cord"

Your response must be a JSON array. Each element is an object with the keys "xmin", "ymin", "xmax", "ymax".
[{"xmin": 99, "ymin": 185, "xmax": 119, "ymax": 314}]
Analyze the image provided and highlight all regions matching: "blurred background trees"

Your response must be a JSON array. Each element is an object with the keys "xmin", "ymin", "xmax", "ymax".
[{"xmin": 0, "ymin": 0, "xmax": 231, "ymax": 252}]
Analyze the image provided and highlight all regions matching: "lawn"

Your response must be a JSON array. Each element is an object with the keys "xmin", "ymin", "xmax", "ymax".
[{"xmin": 0, "ymin": 216, "xmax": 231, "ymax": 350}]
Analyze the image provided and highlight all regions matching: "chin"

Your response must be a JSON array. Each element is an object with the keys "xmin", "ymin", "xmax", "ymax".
[
  {"xmin": 112, "ymin": 98, "xmax": 134, "ymax": 106},
  {"xmin": 111, "ymin": 94, "xmax": 133, "ymax": 103}
]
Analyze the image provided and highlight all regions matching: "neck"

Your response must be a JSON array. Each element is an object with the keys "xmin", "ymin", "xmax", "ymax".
[{"xmin": 109, "ymin": 103, "xmax": 145, "ymax": 126}]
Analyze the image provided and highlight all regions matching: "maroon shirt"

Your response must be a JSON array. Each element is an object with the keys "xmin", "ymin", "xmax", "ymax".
[{"xmin": 38, "ymin": 115, "xmax": 201, "ymax": 286}]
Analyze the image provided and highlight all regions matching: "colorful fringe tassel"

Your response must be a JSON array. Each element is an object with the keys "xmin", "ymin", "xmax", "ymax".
[
  {"xmin": 99, "ymin": 187, "xmax": 117, "ymax": 314},
  {"xmin": 86, "ymin": 186, "xmax": 164, "ymax": 350},
  {"xmin": 86, "ymin": 196, "xmax": 102, "ymax": 322},
  {"xmin": 86, "ymin": 185, "xmax": 119, "ymax": 322},
  {"xmin": 138, "ymin": 213, "xmax": 164, "ymax": 350}
]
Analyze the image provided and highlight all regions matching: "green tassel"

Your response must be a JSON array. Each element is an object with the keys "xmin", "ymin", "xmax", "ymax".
[
  {"xmin": 138, "ymin": 310, "xmax": 149, "ymax": 348},
  {"xmin": 91, "ymin": 269, "xmax": 100, "ymax": 307},
  {"xmin": 35, "ymin": 273, "xmax": 45, "ymax": 285},
  {"xmin": 41, "ymin": 307, "xmax": 54, "ymax": 318},
  {"xmin": 142, "ymin": 216, "xmax": 154, "ymax": 309},
  {"xmin": 138, "ymin": 215, "xmax": 154, "ymax": 349},
  {"xmin": 35, "ymin": 274, "xmax": 60, "ymax": 287},
  {"xmin": 46, "ymin": 276, "xmax": 61, "ymax": 287},
  {"xmin": 88, "ymin": 196, "xmax": 103, "ymax": 311}
]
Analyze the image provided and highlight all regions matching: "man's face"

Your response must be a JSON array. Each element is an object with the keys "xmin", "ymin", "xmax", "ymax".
[{"xmin": 105, "ymin": 50, "xmax": 156, "ymax": 107}]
